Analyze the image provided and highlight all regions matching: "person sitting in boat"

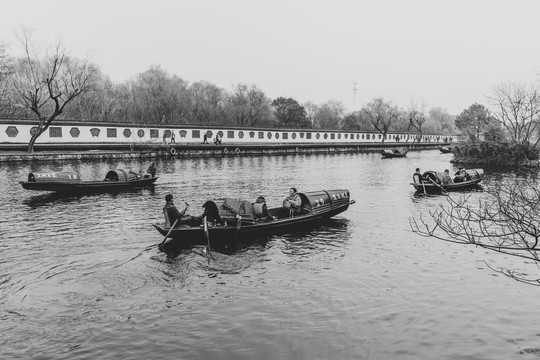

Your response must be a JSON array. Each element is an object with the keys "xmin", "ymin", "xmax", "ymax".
[
  {"xmin": 145, "ymin": 162, "xmax": 156, "ymax": 178},
  {"xmin": 163, "ymin": 194, "xmax": 201, "ymax": 227},
  {"xmin": 413, "ymin": 168, "xmax": 423, "ymax": 184},
  {"xmin": 454, "ymin": 167, "xmax": 468, "ymax": 183},
  {"xmin": 442, "ymin": 169, "xmax": 454, "ymax": 185},
  {"xmin": 253, "ymin": 195, "xmax": 275, "ymax": 221},
  {"xmin": 283, "ymin": 187, "xmax": 302, "ymax": 216}
]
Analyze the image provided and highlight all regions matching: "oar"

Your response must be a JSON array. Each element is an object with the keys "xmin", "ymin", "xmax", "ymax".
[
  {"xmin": 232, "ymin": 215, "xmax": 243, "ymax": 240},
  {"xmin": 427, "ymin": 177, "xmax": 448, "ymax": 195},
  {"xmin": 159, "ymin": 219, "xmax": 179, "ymax": 247},
  {"xmin": 203, "ymin": 215, "xmax": 211, "ymax": 264}
]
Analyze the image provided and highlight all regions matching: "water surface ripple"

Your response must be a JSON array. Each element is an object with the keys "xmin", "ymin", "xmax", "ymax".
[{"xmin": 1, "ymin": 151, "xmax": 539, "ymax": 359}]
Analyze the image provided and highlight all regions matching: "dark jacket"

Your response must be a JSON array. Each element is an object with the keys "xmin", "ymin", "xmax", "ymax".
[{"xmin": 163, "ymin": 201, "xmax": 186, "ymax": 226}]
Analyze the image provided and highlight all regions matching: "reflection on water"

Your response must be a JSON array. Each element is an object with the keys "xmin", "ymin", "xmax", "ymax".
[{"xmin": 2, "ymin": 153, "xmax": 540, "ymax": 360}]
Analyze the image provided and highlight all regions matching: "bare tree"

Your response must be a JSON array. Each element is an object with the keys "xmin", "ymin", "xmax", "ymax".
[
  {"xmin": 226, "ymin": 83, "xmax": 272, "ymax": 127},
  {"xmin": 313, "ymin": 100, "xmax": 345, "ymax": 129},
  {"xmin": 410, "ymin": 177, "xmax": 540, "ymax": 285},
  {"xmin": 188, "ymin": 81, "xmax": 225, "ymax": 125},
  {"xmin": 132, "ymin": 65, "xmax": 190, "ymax": 124},
  {"xmin": 11, "ymin": 33, "xmax": 96, "ymax": 152},
  {"xmin": 490, "ymin": 81, "xmax": 540, "ymax": 145},
  {"xmin": 406, "ymin": 101, "xmax": 427, "ymax": 143},
  {"xmin": 303, "ymin": 101, "xmax": 318, "ymax": 127},
  {"xmin": 361, "ymin": 98, "xmax": 399, "ymax": 142}
]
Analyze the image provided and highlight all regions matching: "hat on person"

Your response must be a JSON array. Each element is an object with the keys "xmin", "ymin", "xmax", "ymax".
[{"xmin": 256, "ymin": 196, "xmax": 265, "ymax": 203}]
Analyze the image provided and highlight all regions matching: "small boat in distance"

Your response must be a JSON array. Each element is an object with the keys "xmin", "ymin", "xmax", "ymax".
[
  {"xmin": 381, "ymin": 148, "xmax": 408, "ymax": 158},
  {"xmin": 154, "ymin": 189, "xmax": 355, "ymax": 251},
  {"xmin": 439, "ymin": 146, "xmax": 454, "ymax": 153},
  {"xmin": 20, "ymin": 169, "xmax": 158, "ymax": 192},
  {"xmin": 411, "ymin": 168, "xmax": 484, "ymax": 194}
]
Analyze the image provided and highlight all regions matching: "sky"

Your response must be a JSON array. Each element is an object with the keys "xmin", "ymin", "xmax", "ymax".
[{"xmin": 1, "ymin": 0, "xmax": 540, "ymax": 115}]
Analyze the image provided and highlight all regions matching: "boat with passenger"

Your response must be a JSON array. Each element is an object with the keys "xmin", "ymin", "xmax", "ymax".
[
  {"xmin": 154, "ymin": 189, "xmax": 355, "ymax": 251},
  {"xmin": 381, "ymin": 148, "xmax": 408, "ymax": 158},
  {"xmin": 411, "ymin": 168, "xmax": 484, "ymax": 194},
  {"xmin": 20, "ymin": 168, "xmax": 158, "ymax": 192},
  {"xmin": 439, "ymin": 146, "xmax": 454, "ymax": 153}
]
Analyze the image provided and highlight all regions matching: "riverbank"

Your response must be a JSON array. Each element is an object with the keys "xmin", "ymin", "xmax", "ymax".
[{"xmin": 0, "ymin": 142, "xmax": 445, "ymax": 162}]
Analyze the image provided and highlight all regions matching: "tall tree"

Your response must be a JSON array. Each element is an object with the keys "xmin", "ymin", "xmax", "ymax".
[
  {"xmin": 188, "ymin": 81, "xmax": 226, "ymax": 125},
  {"xmin": 455, "ymin": 103, "xmax": 492, "ymax": 141},
  {"xmin": 341, "ymin": 111, "xmax": 371, "ymax": 131},
  {"xmin": 428, "ymin": 107, "xmax": 455, "ymax": 134},
  {"xmin": 361, "ymin": 98, "xmax": 399, "ymax": 142},
  {"xmin": 132, "ymin": 65, "xmax": 190, "ymax": 124},
  {"xmin": 10, "ymin": 33, "xmax": 96, "ymax": 152},
  {"xmin": 406, "ymin": 102, "xmax": 427, "ymax": 143},
  {"xmin": 226, "ymin": 83, "xmax": 272, "ymax": 127},
  {"xmin": 271, "ymin": 97, "xmax": 310, "ymax": 128},
  {"xmin": 313, "ymin": 100, "xmax": 345, "ymax": 129},
  {"xmin": 490, "ymin": 81, "xmax": 540, "ymax": 145}
]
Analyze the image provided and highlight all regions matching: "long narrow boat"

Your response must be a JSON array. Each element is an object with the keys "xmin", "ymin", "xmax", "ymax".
[
  {"xmin": 411, "ymin": 169, "xmax": 484, "ymax": 194},
  {"xmin": 154, "ymin": 189, "xmax": 355, "ymax": 251},
  {"xmin": 381, "ymin": 148, "xmax": 407, "ymax": 158},
  {"xmin": 20, "ymin": 169, "xmax": 158, "ymax": 192}
]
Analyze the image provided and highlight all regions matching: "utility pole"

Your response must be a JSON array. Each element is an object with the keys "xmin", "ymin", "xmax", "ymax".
[{"xmin": 353, "ymin": 82, "xmax": 357, "ymax": 112}]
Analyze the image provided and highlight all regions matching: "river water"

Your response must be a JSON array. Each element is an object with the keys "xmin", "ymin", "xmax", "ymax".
[{"xmin": 1, "ymin": 150, "xmax": 540, "ymax": 360}]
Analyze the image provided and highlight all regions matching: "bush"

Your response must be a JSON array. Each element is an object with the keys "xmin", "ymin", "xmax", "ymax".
[{"xmin": 453, "ymin": 140, "xmax": 538, "ymax": 166}]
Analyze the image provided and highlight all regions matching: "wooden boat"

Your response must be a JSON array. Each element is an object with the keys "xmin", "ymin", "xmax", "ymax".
[
  {"xmin": 439, "ymin": 146, "xmax": 454, "ymax": 153},
  {"xmin": 381, "ymin": 148, "xmax": 408, "ymax": 158},
  {"xmin": 20, "ymin": 169, "xmax": 158, "ymax": 192},
  {"xmin": 154, "ymin": 189, "xmax": 355, "ymax": 251},
  {"xmin": 411, "ymin": 168, "xmax": 484, "ymax": 194}
]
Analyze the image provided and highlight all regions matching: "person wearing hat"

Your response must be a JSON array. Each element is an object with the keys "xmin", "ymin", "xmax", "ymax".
[{"xmin": 253, "ymin": 195, "xmax": 275, "ymax": 221}]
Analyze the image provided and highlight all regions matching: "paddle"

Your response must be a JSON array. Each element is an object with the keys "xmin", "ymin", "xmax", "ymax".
[
  {"xmin": 159, "ymin": 219, "xmax": 179, "ymax": 247},
  {"xmin": 427, "ymin": 177, "xmax": 448, "ymax": 195},
  {"xmin": 232, "ymin": 215, "xmax": 243, "ymax": 240},
  {"xmin": 203, "ymin": 215, "xmax": 211, "ymax": 264}
]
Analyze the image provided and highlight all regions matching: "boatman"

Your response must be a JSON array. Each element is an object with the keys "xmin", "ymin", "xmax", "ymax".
[
  {"xmin": 163, "ymin": 194, "xmax": 187, "ymax": 227},
  {"xmin": 163, "ymin": 194, "xmax": 202, "ymax": 227},
  {"xmin": 413, "ymin": 168, "xmax": 423, "ymax": 184},
  {"xmin": 146, "ymin": 162, "xmax": 156, "ymax": 178}
]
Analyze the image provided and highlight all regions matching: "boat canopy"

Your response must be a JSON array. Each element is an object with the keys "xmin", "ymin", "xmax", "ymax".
[
  {"xmin": 205, "ymin": 198, "xmax": 256, "ymax": 224},
  {"xmin": 27, "ymin": 172, "xmax": 81, "ymax": 183},
  {"xmin": 202, "ymin": 190, "xmax": 351, "ymax": 222},
  {"xmin": 299, "ymin": 190, "xmax": 350, "ymax": 215},
  {"xmin": 423, "ymin": 168, "xmax": 484, "ymax": 184},
  {"xmin": 104, "ymin": 169, "xmax": 139, "ymax": 182}
]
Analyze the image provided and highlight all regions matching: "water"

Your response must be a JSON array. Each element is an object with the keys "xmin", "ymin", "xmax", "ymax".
[{"xmin": 1, "ymin": 151, "xmax": 540, "ymax": 360}]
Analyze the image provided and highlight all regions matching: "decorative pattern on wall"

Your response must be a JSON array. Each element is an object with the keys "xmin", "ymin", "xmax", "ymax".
[
  {"xmin": 5, "ymin": 126, "xmax": 18, "ymax": 137},
  {"xmin": 90, "ymin": 128, "xmax": 101, "ymax": 137},
  {"xmin": 70, "ymin": 127, "xmax": 80, "ymax": 137}
]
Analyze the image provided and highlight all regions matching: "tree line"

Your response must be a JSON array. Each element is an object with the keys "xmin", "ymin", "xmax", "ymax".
[{"xmin": 0, "ymin": 34, "xmax": 457, "ymax": 151}]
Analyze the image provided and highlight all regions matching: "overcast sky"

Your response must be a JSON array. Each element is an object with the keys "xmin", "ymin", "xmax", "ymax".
[{"xmin": 2, "ymin": 0, "xmax": 539, "ymax": 115}]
